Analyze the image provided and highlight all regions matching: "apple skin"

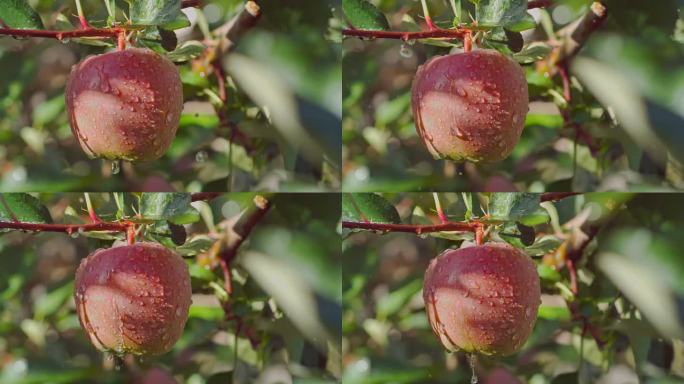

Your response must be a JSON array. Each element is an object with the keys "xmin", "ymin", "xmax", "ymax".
[
  {"xmin": 65, "ymin": 48, "xmax": 183, "ymax": 162},
  {"xmin": 411, "ymin": 49, "xmax": 529, "ymax": 163},
  {"xmin": 423, "ymin": 243, "xmax": 540, "ymax": 356},
  {"xmin": 74, "ymin": 242, "xmax": 191, "ymax": 356}
]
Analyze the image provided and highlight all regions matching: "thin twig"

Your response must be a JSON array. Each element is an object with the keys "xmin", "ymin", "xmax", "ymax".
[
  {"xmin": 218, "ymin": 195, "xmax": 272, "ymax": 348},
  {"xmin": 564, "ymin": 225, "xmax": 605, "ymax": 349},
  {"xmin": 342, "ymin": 27, "xmax": 469, "ymax": 41},
  {"xmin": 0, "ymin": 26, "xmax": 124, "ymax": 40},
  {"xmin": 0, "ymin": 221, "xmax": 131, "ymax": 234},
  {"xmin": 557, "ymin": 62, "xmax": 600, "ymax": 154},
  {"xmin": 342, "ymin": 220, "xmax": 477, "ymax": 235}
]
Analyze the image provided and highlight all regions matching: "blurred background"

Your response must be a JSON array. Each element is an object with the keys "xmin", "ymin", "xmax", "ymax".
[
  {"xmin": 0, "ymin": 0, "xmax": 341, "ymax": 192},
  {"xmin": 0, "ymin": 193, "xmax": 341, "ymax": 383},
  {"xmin": 342, "ymin": 192, "xmax": 684, "ymax": 383},
  {"xmin": 342, "ymin": 0, "xmax": 684, "ymax": 192}
]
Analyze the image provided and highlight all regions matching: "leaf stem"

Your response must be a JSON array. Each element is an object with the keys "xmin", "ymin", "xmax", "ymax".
[
  {"xmin": 420, "ymin": 0, "xmax": 437, "ymax": 31},
  {"xmin": 74, "ymin": 0, "xmax": 89, "ymax": 29}
]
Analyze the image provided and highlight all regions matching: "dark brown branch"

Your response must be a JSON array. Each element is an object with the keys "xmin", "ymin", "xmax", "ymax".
[
  {"xmin": 215, "ymin": 0, "xmax": 261, "ymax": 52},
  {"xmin": 181, "ymin": 0, "xmax": 202, "ymax": 8},
  {"xmin": 555, "ymin": 1, "xmax": 608, "ymax": 64},
  {"xmin": 528, "ymin": 0, "xmax": 552, "ymax": 9},
  {"xmin": 222, "ymin": 195, "xmax": 272, "ymax": 264},
  {"xmin": 540, "ymin": 192, "xmax": 581, "ymax": 202},
  {"xmin": 342, "ymin": 221, "xmax": 477, "ymax": 235},
  {"xmin": 190, "ymin": 192, "xmax": 221, "ymax": 202}
]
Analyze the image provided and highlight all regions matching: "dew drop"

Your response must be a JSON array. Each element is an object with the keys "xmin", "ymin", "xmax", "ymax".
[
  {"xmin": 195, "ymin": 151, "xmax": 208, "ymax": 163},
  {"xmin": 399, "ymin": 43, "xmax": 413, "ymax": 58}
]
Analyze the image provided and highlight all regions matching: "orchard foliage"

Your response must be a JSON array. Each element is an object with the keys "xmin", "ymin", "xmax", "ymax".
[
  {"xmin": 342, "ymin": 0, "xmax": 684, "ymax": 192},
  {"xmin": 0, "ymin": 0, "xmax": 341, "ymax": 191},
  {"xmin": 0, "ymin": 192, "xmax": 341, "ymax": 382},
  {"xmin": 342, "ymin": 192, "xmax": 684, "ymax": 383}
]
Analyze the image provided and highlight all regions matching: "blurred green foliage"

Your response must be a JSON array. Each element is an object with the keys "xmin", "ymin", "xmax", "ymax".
[
  {"xmin": 0, "ymin": 0, "xmax": 341, "ymax": 192},
  {"xmin": 0, "ymin": 192, "xmax": 341, "ymax": 383},
  {"xmin": 343, "ymin": 192, "xmax": 684, "ymax": 383},
  {"xmin": 342, "ymin": 0, "xmax": 684, "ymax": 192}
]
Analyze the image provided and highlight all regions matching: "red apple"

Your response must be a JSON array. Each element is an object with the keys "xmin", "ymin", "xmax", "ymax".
[
  {"xmin": 423, "ymin": 243, "xmax": 540, "ymax": 356},
  {"xmin": 74, "ymin": 242, "xmax": 191, "ymax": 356},
  {"xmin": 66, "ymin": 48, "xmax": 183, "ymax": 161},
  {"xmin": 412, "ymin": 49, "xmax": 529, "ymax": 163}
]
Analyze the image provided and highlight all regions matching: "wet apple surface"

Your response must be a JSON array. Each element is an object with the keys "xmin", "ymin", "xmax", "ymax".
[
  {"xmin": 423, "ymin": 243, "xmax": 540, "ymax": 356},
  {"xmin": 66, "ymin": 48, "xmax": 183, "ymax": 162},
  {"xmin": 412, "ymin": 49, "xmax": 529, "ymax": 163},
  {"xmin": 74, "ymin": 242, "xmax": 191, "ymax": 356}
]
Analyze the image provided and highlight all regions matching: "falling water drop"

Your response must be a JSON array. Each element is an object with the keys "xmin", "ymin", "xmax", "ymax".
[
  {"xmin": 468, "ymin": 353, "xmax": 478, "ymax": 384},
  {"xmin": 399, "ymin": 43, "xmax": 413, "ymax": 58},
  {"xmin": 113, "ymin": 355, "xmax": 124, "ymax": 371},
  {"xmin": 110, "ymin": 160, "xmax": 121, "ymax": 175}
]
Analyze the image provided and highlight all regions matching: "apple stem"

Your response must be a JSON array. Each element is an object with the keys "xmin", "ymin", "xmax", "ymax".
[
  {"xmin": 117, "ymin": 30, "xmax": 125, "ymax": 51},
  {"xmin": 464, "ymin": 30, "xmax": 473, "ymax": 52},
  {"xmin": 126, "ymin": 225, "xmax": 136, "ymax": 245}
]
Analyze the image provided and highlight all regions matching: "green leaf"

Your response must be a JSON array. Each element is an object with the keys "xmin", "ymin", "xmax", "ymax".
[
  {"xmin": 140, "ymin": 193, "xmax": 199, "ymax": 225},
  {"xmin": 506, "ymin": 12, "xmax": 536, "ymax": 32},
  {"xmin": 34, "ymin": 281, "xmax": 74, "ymax": 320},
  {"xmin": 127, "ymin": 0, "xmax": 187, "ymax": 27},
  {"xmin": 526, "ymin": 235, "xmax": 562, "ymax": 256},
  {"xmin": 0, "ymin": 0, "xmax": 44, "ymax": 29},
  {"xmin": 240, "ymin": 250, "xmax": 339, "ymax": 354},
  {"xmin": 537, "ymin": 264, "xmax": 562, "ymax": 283},
  {"xmin": 166, "ymin": 40, "xmax": 207, "ymax": 63},
  {"xmin": 0, "ymin": 193, "xmax": 52, "ymax": 224},
  {"xmin": 343, "ymin": 0, "xmax": 390, "ymax": 31},
  {"xmin": 513, "ymin": 41, "xmax": 552, "ymax": 64},
  {"xmin": 476, "ymin": 0, "xmax": 527, "ymax": 27},
  {"xmin": 597, "ymin": 228, "xmax": 684, "ymax": 339},
  {"xmin": 538, "ymin": 305, "xmax": 570, "ymax": 321},
  {"xmin": 488, "ymin": 193, "xmax": 541, "ymax": 222},
  {"xmin": 376, "ymin": 279, "xmax": 422, "ymax": 320},
  {"xmin": 342, "ymin": 193, "xmax": 401, "ymax": 224}
]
